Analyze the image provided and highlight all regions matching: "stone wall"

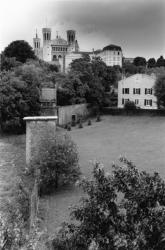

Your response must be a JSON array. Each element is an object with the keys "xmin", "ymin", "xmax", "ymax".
[
  {"xmin": 57, "ymin": 103, "xmax": 90, "ymax": 126},
  {"xmin": 24, "ymin": 116, "xmax": 58, "ymax": 166},
  {"xmin": 24, "ymin": 116, "xmax": 58, "ymax": 232}
]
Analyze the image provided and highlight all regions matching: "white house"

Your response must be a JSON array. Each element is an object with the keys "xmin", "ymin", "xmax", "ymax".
[
  {"xmin": 92, "ymin": 44, "xmax": 122, "ymax": 67},
  {"xmin": 118, "ymin": 74, "xmax": 157, "ymax": 109}
]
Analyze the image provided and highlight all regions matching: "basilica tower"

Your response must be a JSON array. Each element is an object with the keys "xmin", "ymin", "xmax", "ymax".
[
  {"xmin": 33, "ymin": 31, "xmax": 42, "ymax": 59},
  {"xmin": 42, "ymin": 27, "xmax": 52, "ymax": 61},
  {"xmin": 67, "ymin": 30, "xmax": 79, "ymax": 52}
]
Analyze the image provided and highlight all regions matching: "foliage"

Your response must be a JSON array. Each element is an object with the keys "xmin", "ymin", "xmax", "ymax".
[
  {"xmin": 57, "ymin": 72, "xmax": 88, "ymax": 106},
  {"xmin": 3, "ymin": 40, "xmax": 36, "ymax": 63},
  {"xmin": 0, "ymin": 63, "xmax": 41, "ymax": 133},
  {"xmin": 50, "ymin": 158, "xmax": 165, "ymax": 250},
  {"xmin": 88, "ymin": 119, "xmax": 92, "ymax": 126},
  {"xmin": 33, "ymin": 134, "xmax": 80, "ymax": 196},
  {"xmin": 147, "ymin": 58, "xmax": 156, "ymax": 68},
  {"xmin": 145, "ymin": 67, "xmax": 165, "ymax": 77},
  {"xmin": 57, "ymin": 56, "xmax": 121, "ymax": 108},
  {"xmin": 133, "ymin": 57, "xmax": 147, "ymax": 67},
  {"xmin": 0, "ymin": 169, "xmax": 31, "ymax": 249},
  {"xmin": 156, "ymin": 56, "xmax": 165, "ymax": 67},
  {"xmin": 154, "ymin": 74, "xmax": 165, "ymax": 108},
  {"xmin": 124, "ymin": 100, "xmax": 137, "ymax": 111},
  {"xmin": 0, "ymin": 53, "xmax": 22, "ymax": 71}
]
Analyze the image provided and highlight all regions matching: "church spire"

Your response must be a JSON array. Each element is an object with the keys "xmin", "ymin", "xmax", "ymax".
[{"xmin": 36, "ymin": 29, "xmax": 38, "ymax": 38}]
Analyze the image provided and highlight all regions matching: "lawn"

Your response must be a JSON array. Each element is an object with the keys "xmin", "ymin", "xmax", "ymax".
[
  {"xmin": 44, "ymin": 115, "xmax": 165, "ymax": 234},
  {"xmin": 0, "ymin": 115, "xmax": 165, "ymax": 235}
]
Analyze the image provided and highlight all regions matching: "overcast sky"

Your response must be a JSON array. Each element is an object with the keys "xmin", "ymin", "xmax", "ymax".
[{"xmin": 0, "ymin": 0, "xmax": 165, "ymax": 59}]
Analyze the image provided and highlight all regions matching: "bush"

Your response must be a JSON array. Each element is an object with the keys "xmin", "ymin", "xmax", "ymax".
[
  {"xmin": 124, "ymin": 100, "xmax": 137, "ymax": 110},
  {"xmin": 96, "ymin": 114, "xmax": 101, "ymax": 122},
  {"xmin": 67, "ymin": 124, "xmax": 71, "ymax": 131},
  {"xmin": 49, "ymin": 157, "xmax": 165, "ymax": 250},
  {"xmin": 78, "ymin": 121, "xmax": 83, "ymax": 129},
  {"xmin": 33, "ymin": 135, "xmax": 80, "ymax": 196},
  {"xmin": 88, "ymin": 119, "xmax": 92, "ymax": 126}
]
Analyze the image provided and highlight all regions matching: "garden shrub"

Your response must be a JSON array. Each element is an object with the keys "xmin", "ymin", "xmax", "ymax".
[
  {"xmin": 78, "ymin": 121, "xmax": 83, "ymax": 128},
  {"xmin": 49, "ymin": 157, "xmax": 165, "ymax": 250},
  {"xmin": 33, "ymin": 134, "xmax": 80, "ymax": 196},
  {"xmin": 88, "ymin": 119, "xmax": 92, "ymax": 126},
  {"xmin": 96, "ymin": 114, "xmax": 101, "ymax": 122},
  {"xmin": 124, "ymin": 100, "xmax": 137, "ymax": 114}
]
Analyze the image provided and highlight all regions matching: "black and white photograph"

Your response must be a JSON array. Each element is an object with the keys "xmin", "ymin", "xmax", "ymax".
[{"xmin": 0, "ymin": 0, "xmax": 165, "ymax": 249}]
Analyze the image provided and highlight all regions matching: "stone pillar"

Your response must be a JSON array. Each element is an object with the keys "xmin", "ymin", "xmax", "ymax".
[{"xmin": 23, "ymin": 116, "xmax": 58, "ymax": 166}]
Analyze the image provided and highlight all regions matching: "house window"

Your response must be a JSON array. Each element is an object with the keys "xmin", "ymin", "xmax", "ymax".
[
  {"xmin": 145, "ymin": 88, "xmax": 153, "ymax": 95},
  {"xmin": 144, "ymin": 99, "xmax": 152, "ymax": 106},
  {"xmin": 133, "ymin": 88, "xmax": 141, "ymax": 94},
  {"xmin": 122, "ymin": 88, "xmax": 129, "ymax": 94},
  {"xmin": 135, "ymin": 99, "xmax": 139, "ymax": 105},
  {"xmin": 122, "ymin": 98, "xmax": 129, "ymax": 105},
  {"xmin": 124, "ymin": 99, "xmax": 129, "ymax": 104}
]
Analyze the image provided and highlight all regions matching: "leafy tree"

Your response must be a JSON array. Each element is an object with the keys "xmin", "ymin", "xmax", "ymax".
[
  {"xmin": 69, "ymin": 57, "xmax": 117, "ymax": 108},
  {"xmin": 133, "ymin": 57, "xmax": 147, "ymax": 67},
  {"xmin": 57, "ymin": 72, "xmax": 88, "ymax": 106},
  {"xmin": 0, "ymin": 63, "xmax": 41, "ymax": 132},
  {"xmin": 33, "ymin": 134, "xmax": 80, "ymax": 195},
  {"xmin": 51, "ymin": 157, "xmax": 165, "ymax": 250},
  {"xmin": 147, "ymin": 58, "xmax": 156, "ymax": 68},
  {"xmin": 3, "ymin": 40, "xmax": 36, "ymax": 63},
  {"xmin": 146, "ymin": 67, "xmax": 165, "ymax": 77},
  {"xmin": 154, "ymin": 74, "xmax": 165, "ymax": 108},
  {"xmin": 123, "ymin": 62, "xmax": 138, "ymax": 76},
  {"xmin": 156, "ymin": 56, "xmax": 165, "ymax": 67},
  {"xmin": 0, "ymin": 53, "xmax": 22, "ymax": 71}
]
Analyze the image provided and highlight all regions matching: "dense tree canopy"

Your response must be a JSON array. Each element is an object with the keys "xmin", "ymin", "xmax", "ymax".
[
  {"xmin": 156, "ymin": 56, "xmax": 165, "ymax": 67},
  {"xmin": 147, "ymin": 58, "xmax": 156, "ymax": 68},
  {"xmin": 51, "ymin": 157, "xmax": 165, "ymax": 250},
  {"xmin": 133, "ymin": 57, "xmax": 147, "ymax": 67},
  {"xmin": 0, "ymin": 60, "xmax": 57, "ymax": 133},
  {"xmin": 60, "ymin": 56, "xmax": 121, "ymax": 108},
  {"xmin": 3, "ymin": 40, "xmax": 36, "ymax": 63},
  {"xmin": 154, "ymin": 74, "xmax": 165, "ymax": 108},
  {"xmin": 0, "ymin": 53, "xmax": 22, "ymax": 71}
]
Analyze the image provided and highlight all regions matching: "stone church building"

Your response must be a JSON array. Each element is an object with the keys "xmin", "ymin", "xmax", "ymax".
[{"xmin": 33, "ymin": 27, "xmax": 123, "ymax": 72}]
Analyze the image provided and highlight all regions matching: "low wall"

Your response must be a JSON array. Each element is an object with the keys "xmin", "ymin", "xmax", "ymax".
[{"xmin": 58, "ymin": 104, "xmax": 90, "ymax": 126}]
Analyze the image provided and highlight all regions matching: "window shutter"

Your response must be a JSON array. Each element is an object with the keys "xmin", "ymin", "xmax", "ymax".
[
  {"xmin": 122, "ymin": 88, "xmax": 124, "ymax": 94},
  {"xmin": 144, "ymin": 99, "xmax": 146, "ymax": 106},
  {"xmin": 122, "ymin": 98, "xmax": 124, "ymax": 105},
  {"xmin": 151, "ymin": 88, "xmax": 152, "ymax": 95},
  {"xmin": 150, "ymin": 100, "xmax": 152, "ymax": 106},
  {"xmin": 145, "ymin": 88, "xmax": 147, "ymax": 94},
  {"xmin": 128, "ymin": 88, "xmax": 129, "ymax": 94},
  {"xmin": 133, "ymin": 88, "xmax": 135, "ymax": 94},
  {"xmin": 139, "ymin": 89, "xmax": 141, "ymax": 95}
]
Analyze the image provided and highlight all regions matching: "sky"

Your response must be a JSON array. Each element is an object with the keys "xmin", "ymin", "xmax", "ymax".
[{"xmin": 0, "ymin": 0, "xmax": 165, "ymax": 59}]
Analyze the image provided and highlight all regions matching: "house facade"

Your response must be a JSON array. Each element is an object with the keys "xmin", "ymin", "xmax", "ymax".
[
  {"xmin": 118, "ymin": 74, "xmax": 157, "ymax": 109},
  {"xmin": 92, "ymin": 44, "xmax": 122, "ymax": 67}
]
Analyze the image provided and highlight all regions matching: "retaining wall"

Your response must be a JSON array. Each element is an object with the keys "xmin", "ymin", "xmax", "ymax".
[{"xmin": 57, "ymin": 103, "xmax": 90, "ymax": 126}]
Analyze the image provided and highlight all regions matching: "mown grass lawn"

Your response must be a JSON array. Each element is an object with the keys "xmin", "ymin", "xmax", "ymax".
[
  {"xmin": 0, "ymin": 115, "xmax": 165, "ymax": 235},
  {"xmin": 45, "ymin": 115, "xmax": 165, "ymax": 234}
]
